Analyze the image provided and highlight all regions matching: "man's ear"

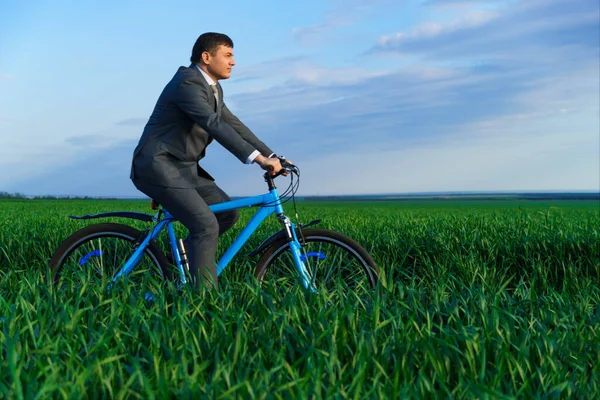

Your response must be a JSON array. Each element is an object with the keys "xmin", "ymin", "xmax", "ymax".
[{"xmin": 201, "ymin": 51, "xmax": 211, "ymax": 64}]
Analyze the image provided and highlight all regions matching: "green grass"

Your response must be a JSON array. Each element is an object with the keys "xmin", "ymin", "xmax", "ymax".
[{"xmin": 0, "ymin": 199, "xmax": 598, "ymax": 398}]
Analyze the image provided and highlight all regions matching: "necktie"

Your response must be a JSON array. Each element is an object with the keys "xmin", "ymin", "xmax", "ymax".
[{"xmin": 211, "ymin": 84, "xmax": 219, "ymax": 105}]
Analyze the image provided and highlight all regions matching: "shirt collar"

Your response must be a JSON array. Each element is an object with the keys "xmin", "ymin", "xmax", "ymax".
[{"xmin": 195, "ymin": 65, "xmax": 216, "ymax": 87}]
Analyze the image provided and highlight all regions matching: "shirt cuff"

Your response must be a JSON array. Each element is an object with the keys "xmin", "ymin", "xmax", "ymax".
[{"xmin": 246, "ymin": 150, "xmax": 261, "ymax": 164}]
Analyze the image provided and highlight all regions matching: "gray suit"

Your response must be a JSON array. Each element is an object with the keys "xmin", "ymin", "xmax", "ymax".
[
  {"xmin": 130, "ymin": 64, "xmax": 274, "ymax": 290},
  {"xmin": 131, "ymin": 64, "xmax": 273, "ymax": 187}
]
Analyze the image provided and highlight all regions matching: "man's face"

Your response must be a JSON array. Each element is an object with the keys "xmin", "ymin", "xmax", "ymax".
[{"xmin": 204, "ymin": 45, "xmax": 235, "ymax": 80}]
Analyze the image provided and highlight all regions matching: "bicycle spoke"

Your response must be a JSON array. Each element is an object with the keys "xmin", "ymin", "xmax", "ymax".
[
  {"xmin": 112, "ymin": 237, "xmax": 119, "ymax": 275},
  {"xmin": 99, "ymin": 238, "xmax": 104, "ymax": 277},
  {"xmin": 259, "ymin": 232, "xmax": 376, "ymax": 299},
  {"xmin": 55, "ymin": 234, "xmax": 163, "ymax": 291}
]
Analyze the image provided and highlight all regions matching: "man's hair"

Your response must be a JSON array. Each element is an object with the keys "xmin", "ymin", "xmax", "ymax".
[{"xmin": 191, "ymin": 32, "xmax": 234, "ymax": 63}]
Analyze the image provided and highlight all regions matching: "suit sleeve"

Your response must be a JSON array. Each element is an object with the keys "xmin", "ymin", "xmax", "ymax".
[
  {"xmin": 174, "ymin": 77, "xmax": 256, "ymax": 163},
  {"xmin": 221, "ymin": 103, "xmax": 274, "ymax": 157}
]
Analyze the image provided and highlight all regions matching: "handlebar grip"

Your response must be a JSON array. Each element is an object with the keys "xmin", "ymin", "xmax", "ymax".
[{"xmin": 263, "ymin": 156, "xmax": 297, "ymax": 179}]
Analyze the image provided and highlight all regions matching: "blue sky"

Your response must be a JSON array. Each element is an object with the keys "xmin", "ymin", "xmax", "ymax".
[{"xmin": 1, "ymin": 0, "xmax": 598, "ymax": 197}]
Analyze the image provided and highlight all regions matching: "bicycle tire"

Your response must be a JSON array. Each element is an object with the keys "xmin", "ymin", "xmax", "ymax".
[
  {"xmin": 255, "ymin": 228, "xmax": 379, "ymax": 296},
  {"xmin": 48, "ymin": 222, "xmax": 170, "ymax": 289}
]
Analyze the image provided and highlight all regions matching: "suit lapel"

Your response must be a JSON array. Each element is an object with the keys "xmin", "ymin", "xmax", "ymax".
[{"xmin": 189, "ymin": 63, "xmax": 219, "ymax": 113}]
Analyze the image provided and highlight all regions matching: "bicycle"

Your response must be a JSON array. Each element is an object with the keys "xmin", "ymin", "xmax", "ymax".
[{"xmin": 48, "ymin": 159, "xmax": 379, "ymax": 298}]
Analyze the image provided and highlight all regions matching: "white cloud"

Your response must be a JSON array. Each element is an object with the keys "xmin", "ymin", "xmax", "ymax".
[
  {"xmin": 234, "ymin": 56, "xmax": 397, "ymax": 90},
  {"xmin": 424, "ymin": 0, "xmax": 511, "ymax": 7},
  {"xmin": 292, "ymin": 0, "xmax": 393, "ymax": 45},
  {"xmin": 0, "ymin": 122, "xmax": 140, "ymax": 189},
  {"xmin": 377, "ymin": 10, "xmax": 499, "ymax": 46},
  {"xmin": 296, "ymin": 110, "xmax": 599, "ymax": 195},
  {"xmin": 373, "ymin": 0, "xmax": 599, "ymax": 59},
  {"xmin": 292, "ymin": 24, "xmax": 333, "ymax": 46}
]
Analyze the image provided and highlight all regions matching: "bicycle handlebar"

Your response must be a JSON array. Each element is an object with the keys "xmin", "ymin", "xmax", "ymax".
[{"xmin": 263, "ymin": 157, "xmax": 299, "ymax": 183}]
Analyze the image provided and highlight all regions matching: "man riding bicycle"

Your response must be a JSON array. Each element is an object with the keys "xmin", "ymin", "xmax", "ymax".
[{"xmin": 130, "ymin": 32, "xmax": 285, "ymax": 291}]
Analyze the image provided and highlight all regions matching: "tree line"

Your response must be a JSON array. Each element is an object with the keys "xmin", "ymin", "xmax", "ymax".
[{"xmin": 0, "ymin": 192, "xmax": 123, "ymax": 200}]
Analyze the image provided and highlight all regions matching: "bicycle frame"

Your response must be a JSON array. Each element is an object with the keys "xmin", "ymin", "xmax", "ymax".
[{"xmin": 113, "ymin": 187, "xmax": 315, "ymax": 290}]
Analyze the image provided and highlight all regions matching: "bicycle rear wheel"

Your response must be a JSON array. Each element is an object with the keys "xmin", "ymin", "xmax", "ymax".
[
  {"xmin": 49, "ymin": 223, "xmax": 170, "ymax": 292},
  {"xmin": 255, "ymin": 228, "xmax": 379, "ymax": 298}
]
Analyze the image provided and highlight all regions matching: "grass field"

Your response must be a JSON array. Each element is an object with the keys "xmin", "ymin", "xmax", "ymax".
[{"xmin": 0, "ymin": 198, "xmax": 598, "ymax": 398}]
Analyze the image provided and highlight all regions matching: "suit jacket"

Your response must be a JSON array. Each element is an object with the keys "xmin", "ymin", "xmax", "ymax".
[{"xmin": 130, "ymin": 64, "xmax": 273, "ymax": 188}]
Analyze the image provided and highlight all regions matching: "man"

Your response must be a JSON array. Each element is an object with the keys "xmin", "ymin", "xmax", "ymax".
[{"xmin": 130, "ymin": 32, "xmax": 285, "ymax": 291}]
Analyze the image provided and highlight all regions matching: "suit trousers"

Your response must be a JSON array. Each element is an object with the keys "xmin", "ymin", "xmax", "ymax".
[{"xmin": 133, "ymin": 179, "xmax": 239, "ymax": 290}]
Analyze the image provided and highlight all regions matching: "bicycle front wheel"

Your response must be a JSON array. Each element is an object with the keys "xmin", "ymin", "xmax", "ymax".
[
  {"xmin": 49, "ymin": 222, "xmax": 170, "ymax": 291},
  {"xmin": 255, "ymin": 228, "xmax": 379, "ymax": 297}
]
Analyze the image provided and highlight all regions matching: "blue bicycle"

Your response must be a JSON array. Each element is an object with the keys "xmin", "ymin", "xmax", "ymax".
[{"xmin": 48, "ymin": 161, "xmax": 379, "ymax": 297}]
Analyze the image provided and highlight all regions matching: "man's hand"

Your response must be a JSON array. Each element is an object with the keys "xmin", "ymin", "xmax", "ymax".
[{"xmin": 254, "ymin": 155, "xmax": 289, "ymax": 176}]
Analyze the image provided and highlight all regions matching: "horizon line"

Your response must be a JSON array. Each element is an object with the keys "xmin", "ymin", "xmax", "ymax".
[{"xmin": 2, "ymin": 189, "xmax": 599, "ymax": 200}]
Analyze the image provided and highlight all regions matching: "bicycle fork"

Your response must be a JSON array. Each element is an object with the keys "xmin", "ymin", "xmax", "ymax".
[{"xmin": 278, "ymin": 214, "xmax": 317, "ymax": 293}]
